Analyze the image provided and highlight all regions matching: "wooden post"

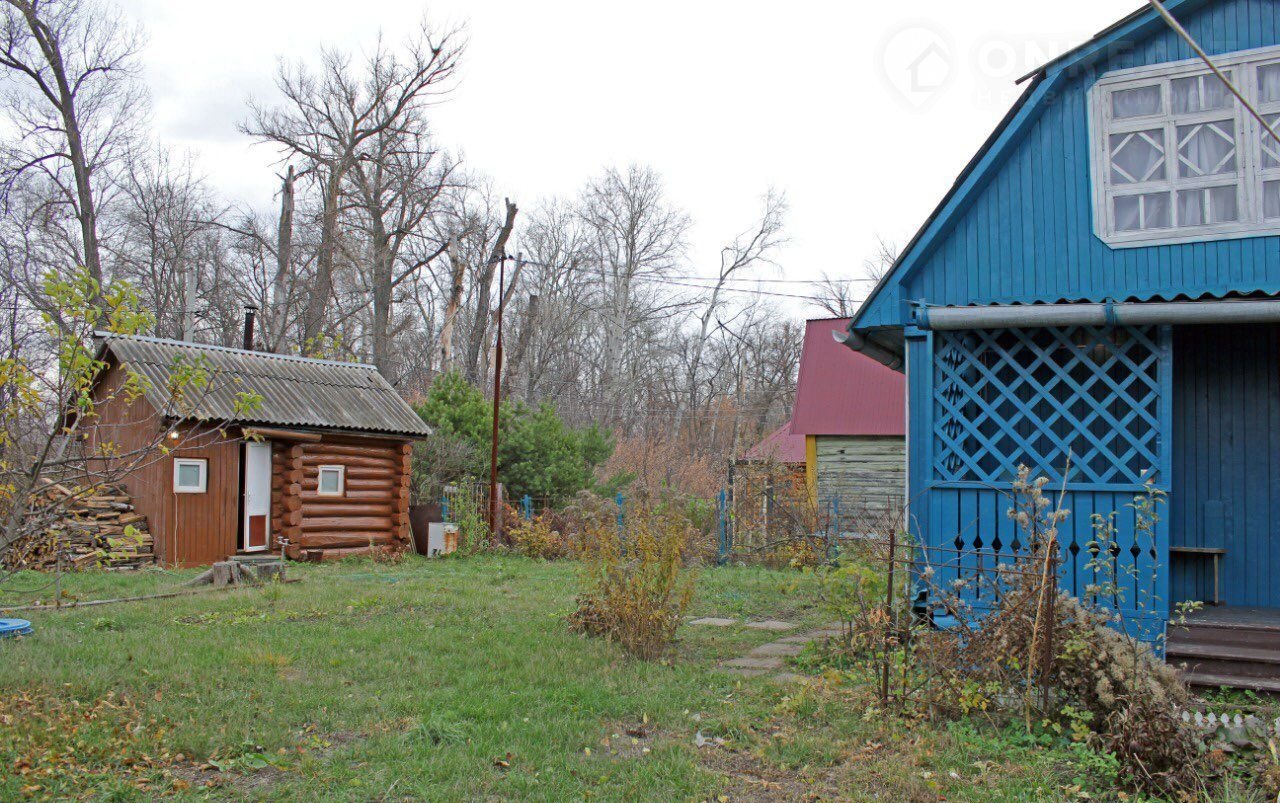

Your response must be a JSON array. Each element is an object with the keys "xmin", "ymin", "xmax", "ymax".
[
  {"xmin": 882, "ymin": 527, "xmax": 897, "ymax": 706},
  {"xmin": 488, "ymin": 253, "xmax": 510, "ymax": 543}
]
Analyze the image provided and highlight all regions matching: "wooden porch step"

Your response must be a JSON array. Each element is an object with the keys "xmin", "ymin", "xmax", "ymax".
[
  {"xmin": 1167, "ymin": 642, "xmax": 1280, "ymax": 665},
  {"xmin": 1180, "ymin": 671, "xmax": 1280, "ymax": 694},
  {"xmin": 1168, "ymin": 625, "xmax": 1280, "ymax": 652},
  {"xmin": 1173, "ymin": 657, "xmax": 1280, "ymax": 680}
]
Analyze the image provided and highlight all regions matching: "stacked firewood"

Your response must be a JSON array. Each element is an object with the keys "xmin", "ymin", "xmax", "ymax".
[{"xmin": 2, "ymin": 481, "xmax": 155, "ymax": 571}]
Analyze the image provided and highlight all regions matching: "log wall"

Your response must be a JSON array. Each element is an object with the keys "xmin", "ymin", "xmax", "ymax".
[{"xmin": 276, "ymin": 434, "xmax": 412, "ymax": 560}]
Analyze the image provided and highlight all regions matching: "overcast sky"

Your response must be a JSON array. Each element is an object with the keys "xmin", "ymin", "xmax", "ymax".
[{"xmin": 118, "ymin": 0, "xmax": 1136, "ymax": 316}]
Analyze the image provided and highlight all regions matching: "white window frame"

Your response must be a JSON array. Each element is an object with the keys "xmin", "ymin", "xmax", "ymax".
[
  {"xmin": 173, "ymin": 458, "xmax": 208, "ymax": 494},
  {"xmin": 316, "ymin": 465, "xmax": 345, "ymax": 497},
  {"xmin": 1090, "ymin": 43, "xmax": 1280, "ymax": 248}
]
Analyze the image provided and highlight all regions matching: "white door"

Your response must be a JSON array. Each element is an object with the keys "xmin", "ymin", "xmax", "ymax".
[{"xmin": 242, "ymin": 442, "xmax": 272, "ymax": 552}]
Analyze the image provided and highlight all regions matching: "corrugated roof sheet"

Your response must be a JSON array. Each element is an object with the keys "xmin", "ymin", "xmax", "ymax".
[
  {"xmin": 791, "ymin": 318, "xmax": 905, "ymax": 437},
  {"xmin": 102, "ymin": 334, "xmax": 431, "ymax": 437},
  {"xmin": 743, "ymin": 421, "xmax": 806, "ymax": 464}
]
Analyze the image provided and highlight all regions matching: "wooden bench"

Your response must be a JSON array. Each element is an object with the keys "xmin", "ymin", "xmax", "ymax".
[{"xmin": 1170, "ymin": 546, "xmax": 1227, "ymax": 606}]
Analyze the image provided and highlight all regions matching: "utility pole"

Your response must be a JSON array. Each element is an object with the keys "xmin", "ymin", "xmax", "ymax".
[{"xmin": 488, "ymin": 251, "xmax": 514, "ymax": 541}]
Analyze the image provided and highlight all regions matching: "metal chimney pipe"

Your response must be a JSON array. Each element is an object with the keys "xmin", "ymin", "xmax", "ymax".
[{"xmin": 242, "ymin": 305, "xmax": 258, "ymax": 351}]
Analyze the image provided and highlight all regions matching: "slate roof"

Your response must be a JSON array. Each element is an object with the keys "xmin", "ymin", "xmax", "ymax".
[
  {"xmin": 791, "ymin": 318, "xmax": 905, "ymax": 437},
  {"xmin": 99, "ymin": 334, "xmax": 431, "ymax": 437}
]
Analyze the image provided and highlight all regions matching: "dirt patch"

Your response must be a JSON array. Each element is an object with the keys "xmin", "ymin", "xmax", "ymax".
[
  {"xmin": 698, "ymin": 744, "xmax": 844, "ymax": 802},
  {"xmin": 166, "ymin": 727, "xmax": 362, "ymax": 794},
  {"xmin": 598, "ymin": 720, "xmax": 660, "ymax": 759}
]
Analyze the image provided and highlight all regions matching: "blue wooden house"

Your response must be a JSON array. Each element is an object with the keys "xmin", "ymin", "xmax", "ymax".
[{"xmin": 844, "ymin": 0, "xmax": 1280, "ymax": 690}]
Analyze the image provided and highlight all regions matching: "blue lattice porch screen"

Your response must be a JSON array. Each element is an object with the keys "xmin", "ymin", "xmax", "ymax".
[{"xmin": 918, "ymin": 325, "xmax": 1173, "ymax": 634}]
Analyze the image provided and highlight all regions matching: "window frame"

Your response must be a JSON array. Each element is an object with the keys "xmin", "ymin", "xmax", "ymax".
[
  {"xmin": 316, "ymin": 464, "xmax": 345, "ymax": 497},
  {"xmin": 1090, "ymin": 43, "xmax": 1280, "ymax": 248},
  {"xmin": 173, "ymin": 458, "xmax": 208, "ymax": 494}
]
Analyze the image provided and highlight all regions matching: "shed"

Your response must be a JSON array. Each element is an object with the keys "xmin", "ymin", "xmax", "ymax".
[
  {"xmin": 86, "ymin": 334, "xmax": 430, "ymax": 567},
  {"xmin": 791, "ymin": 318, "xmax": 906, "ymax": 524},
  {"xmin": 843, "ymin": 0, "xmax": 1280, "ymax": 689}
]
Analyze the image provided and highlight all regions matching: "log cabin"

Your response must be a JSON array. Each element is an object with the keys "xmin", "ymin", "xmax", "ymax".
[{"xmin": 84, "ymin": 333, "xmax": 430, "ymax": 567}]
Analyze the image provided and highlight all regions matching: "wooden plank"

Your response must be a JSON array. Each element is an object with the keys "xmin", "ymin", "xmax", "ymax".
[{"xmin": 300, "ymin": 516, "xmax": 393, "ymax": 531}]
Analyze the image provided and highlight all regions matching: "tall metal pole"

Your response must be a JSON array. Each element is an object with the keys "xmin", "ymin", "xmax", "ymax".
[{"xmin": 488, "ymin": 252, "xmax": 511, "ymax": 540}]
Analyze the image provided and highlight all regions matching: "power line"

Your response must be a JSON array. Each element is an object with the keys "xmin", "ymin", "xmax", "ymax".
[{"xmin": 511, "ymin": 254, "xmax": 869, "ymax": 301}]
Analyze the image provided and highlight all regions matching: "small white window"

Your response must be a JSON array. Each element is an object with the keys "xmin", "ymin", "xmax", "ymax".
[
  {"xmin": 317, "ymin": 465, "xmax": 345, "ymax": 496},
  {"xmin": 1090, "ymin": 44, "xmax": 1280, "ymax": 247},
  {"xmin": 173, "ymin": 458, "xmax": 207, "ymax": 494}
]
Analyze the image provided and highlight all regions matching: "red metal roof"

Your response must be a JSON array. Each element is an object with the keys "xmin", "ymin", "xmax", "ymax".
[
  {"xmin": 742, "ymin": 421, "xmax": 806, "ymax": 464},
  {"xmin": 790, "ymin": 318, "xmax": 905, "ymax": 436}
]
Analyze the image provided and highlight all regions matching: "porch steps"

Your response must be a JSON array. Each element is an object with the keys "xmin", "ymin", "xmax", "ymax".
[
  {"xmin": 1176, "ymin": 672, "xmax": 1280, "ymax": 694},
  {"xmin": 1168, "ymin": 612, "xmax": 1280, "ymax": 692}
]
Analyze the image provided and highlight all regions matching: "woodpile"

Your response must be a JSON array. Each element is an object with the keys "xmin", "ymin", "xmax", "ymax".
[{"xmin": 2, "ymin": 481, "xmax": 156, "ymax": 571}]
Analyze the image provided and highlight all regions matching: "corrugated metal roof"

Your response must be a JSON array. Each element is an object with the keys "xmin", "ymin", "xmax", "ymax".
[
  {"xmin": 791, "ymin": 318, "xmax": 905, "ymax": 437},
  {"xmin": 743, "ymin": 421, "xmax": 806, "ymax": 464},
  {"xmin": 101, "ymin": 334, "xmax": 431, "ymax": 437}
]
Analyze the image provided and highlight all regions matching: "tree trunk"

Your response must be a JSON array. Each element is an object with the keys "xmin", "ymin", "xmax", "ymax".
[
  {"xmin": 505, "ymin": 294, "xmax": 539, "ymax": 400},
  {"xmin": 369, "ymin": 215, "xmax": 396, "ymax": 379},
  {"xmin": 270, "ymin": 165, "xmax": 296, "ymax": 352},
  {"xmin": 16, "ymin": 2, "xmax": 103, "ymax": 289},
  {"xmin": 438, "ymin": 241, "xmax": 465, "ymax": 372},
  {"xmin": 301, "ymin": 168, "xmax": 344, "ymax": 351},
  {"xmin": 462, "ymin": 198, "xmax": 517, "ymax": 383}
]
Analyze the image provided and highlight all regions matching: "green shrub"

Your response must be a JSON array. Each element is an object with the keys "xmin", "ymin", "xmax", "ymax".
[{"xmin": 412, "ymin": 372, "xmax": 613, "ymax": 502}]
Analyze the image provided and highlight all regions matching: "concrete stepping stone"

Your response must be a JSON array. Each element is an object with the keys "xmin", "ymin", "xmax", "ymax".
[
  {"xmin": 743, "ymin": 620, "xmax": 796, "ymax": 631},
  {"xmin": 688, "ymin": 617, "xmax": 738, "ymax": 627},
  {"xmin": 749, "ymin": 641, "xmax": 805, "ymax": 658},
  {"xmin": 778, "ymin": 633, "xmax": 820, "ymax": 644}
]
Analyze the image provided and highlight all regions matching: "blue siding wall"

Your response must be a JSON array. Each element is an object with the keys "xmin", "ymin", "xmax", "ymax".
[
  {"xmin": 858, "ymin": 0, "xmax": 1280, "ymax": 331},
  {"xmin": 1171, "ymin": 324, "xmax": 1280, "ymax": 607}
]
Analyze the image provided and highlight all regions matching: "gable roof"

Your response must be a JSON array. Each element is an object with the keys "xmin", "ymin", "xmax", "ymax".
[
  {"xmin": 791, "ymin": 318, "xmax": 905, "ymax": 437},
  {"xmin": 849, "ymin": 0, "xmax": 1210, "ymax": 338},
  {"xmin": 743, "ymin": 421, "xmax": 806, "ymax": 464},
  {"xmin": 100, "ymin": 334, "xmax": 431, "ymax": 437}
]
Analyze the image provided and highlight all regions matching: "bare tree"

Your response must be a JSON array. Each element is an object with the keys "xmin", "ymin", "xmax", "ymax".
[
  {"xmin": 459, "ymin": 196, "xmax": 516, "ymax": 383},
  {"xmin": 111, "ymin": 146, "xmax": 225, "ymax": 340},
  {"xmin": 348, "ymin": 121, "xmax": 455, "ymax": 379},
  {"xmin": 683, "ymin": 188, "xmax": 786, "ymax": 434},
  {"xmin": 242, "ymin": 22, "xmax": 462, "ymax": 352},
  {"xmin": 811, "ymin": 272, "xmax": 862, "ymax": 318},
  {"xmin": 0, "ymin": 0, "xmax": 145, "ymax": 288},
  {"xmin": 578, "ymin": 165, "xmax": 690, "ymax": 421},
  {"xmin": 864, "ymin": 234, "xmax": 898, "ymax": 282},
  {"xmin": 810, "ymin": 235, "xmax": 896, "ymax": 318}
]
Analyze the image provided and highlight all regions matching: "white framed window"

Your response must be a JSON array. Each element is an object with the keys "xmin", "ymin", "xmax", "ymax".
[
  {"xmin": 173, "ymin": 458, "xmax": 208, "ymax": 494},
  {"xmin": 1090, "ymin": 44, "xmax": 1280, "ymax": 247},
  {"xmin": 316, "ymin": 465, "xmax": 345, "ymax": 496}
]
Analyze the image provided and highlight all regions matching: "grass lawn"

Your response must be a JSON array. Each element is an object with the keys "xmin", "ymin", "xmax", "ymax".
[{"xmin": 2, "ymin": 555, "xmax": 1096, "ymax": 801}]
